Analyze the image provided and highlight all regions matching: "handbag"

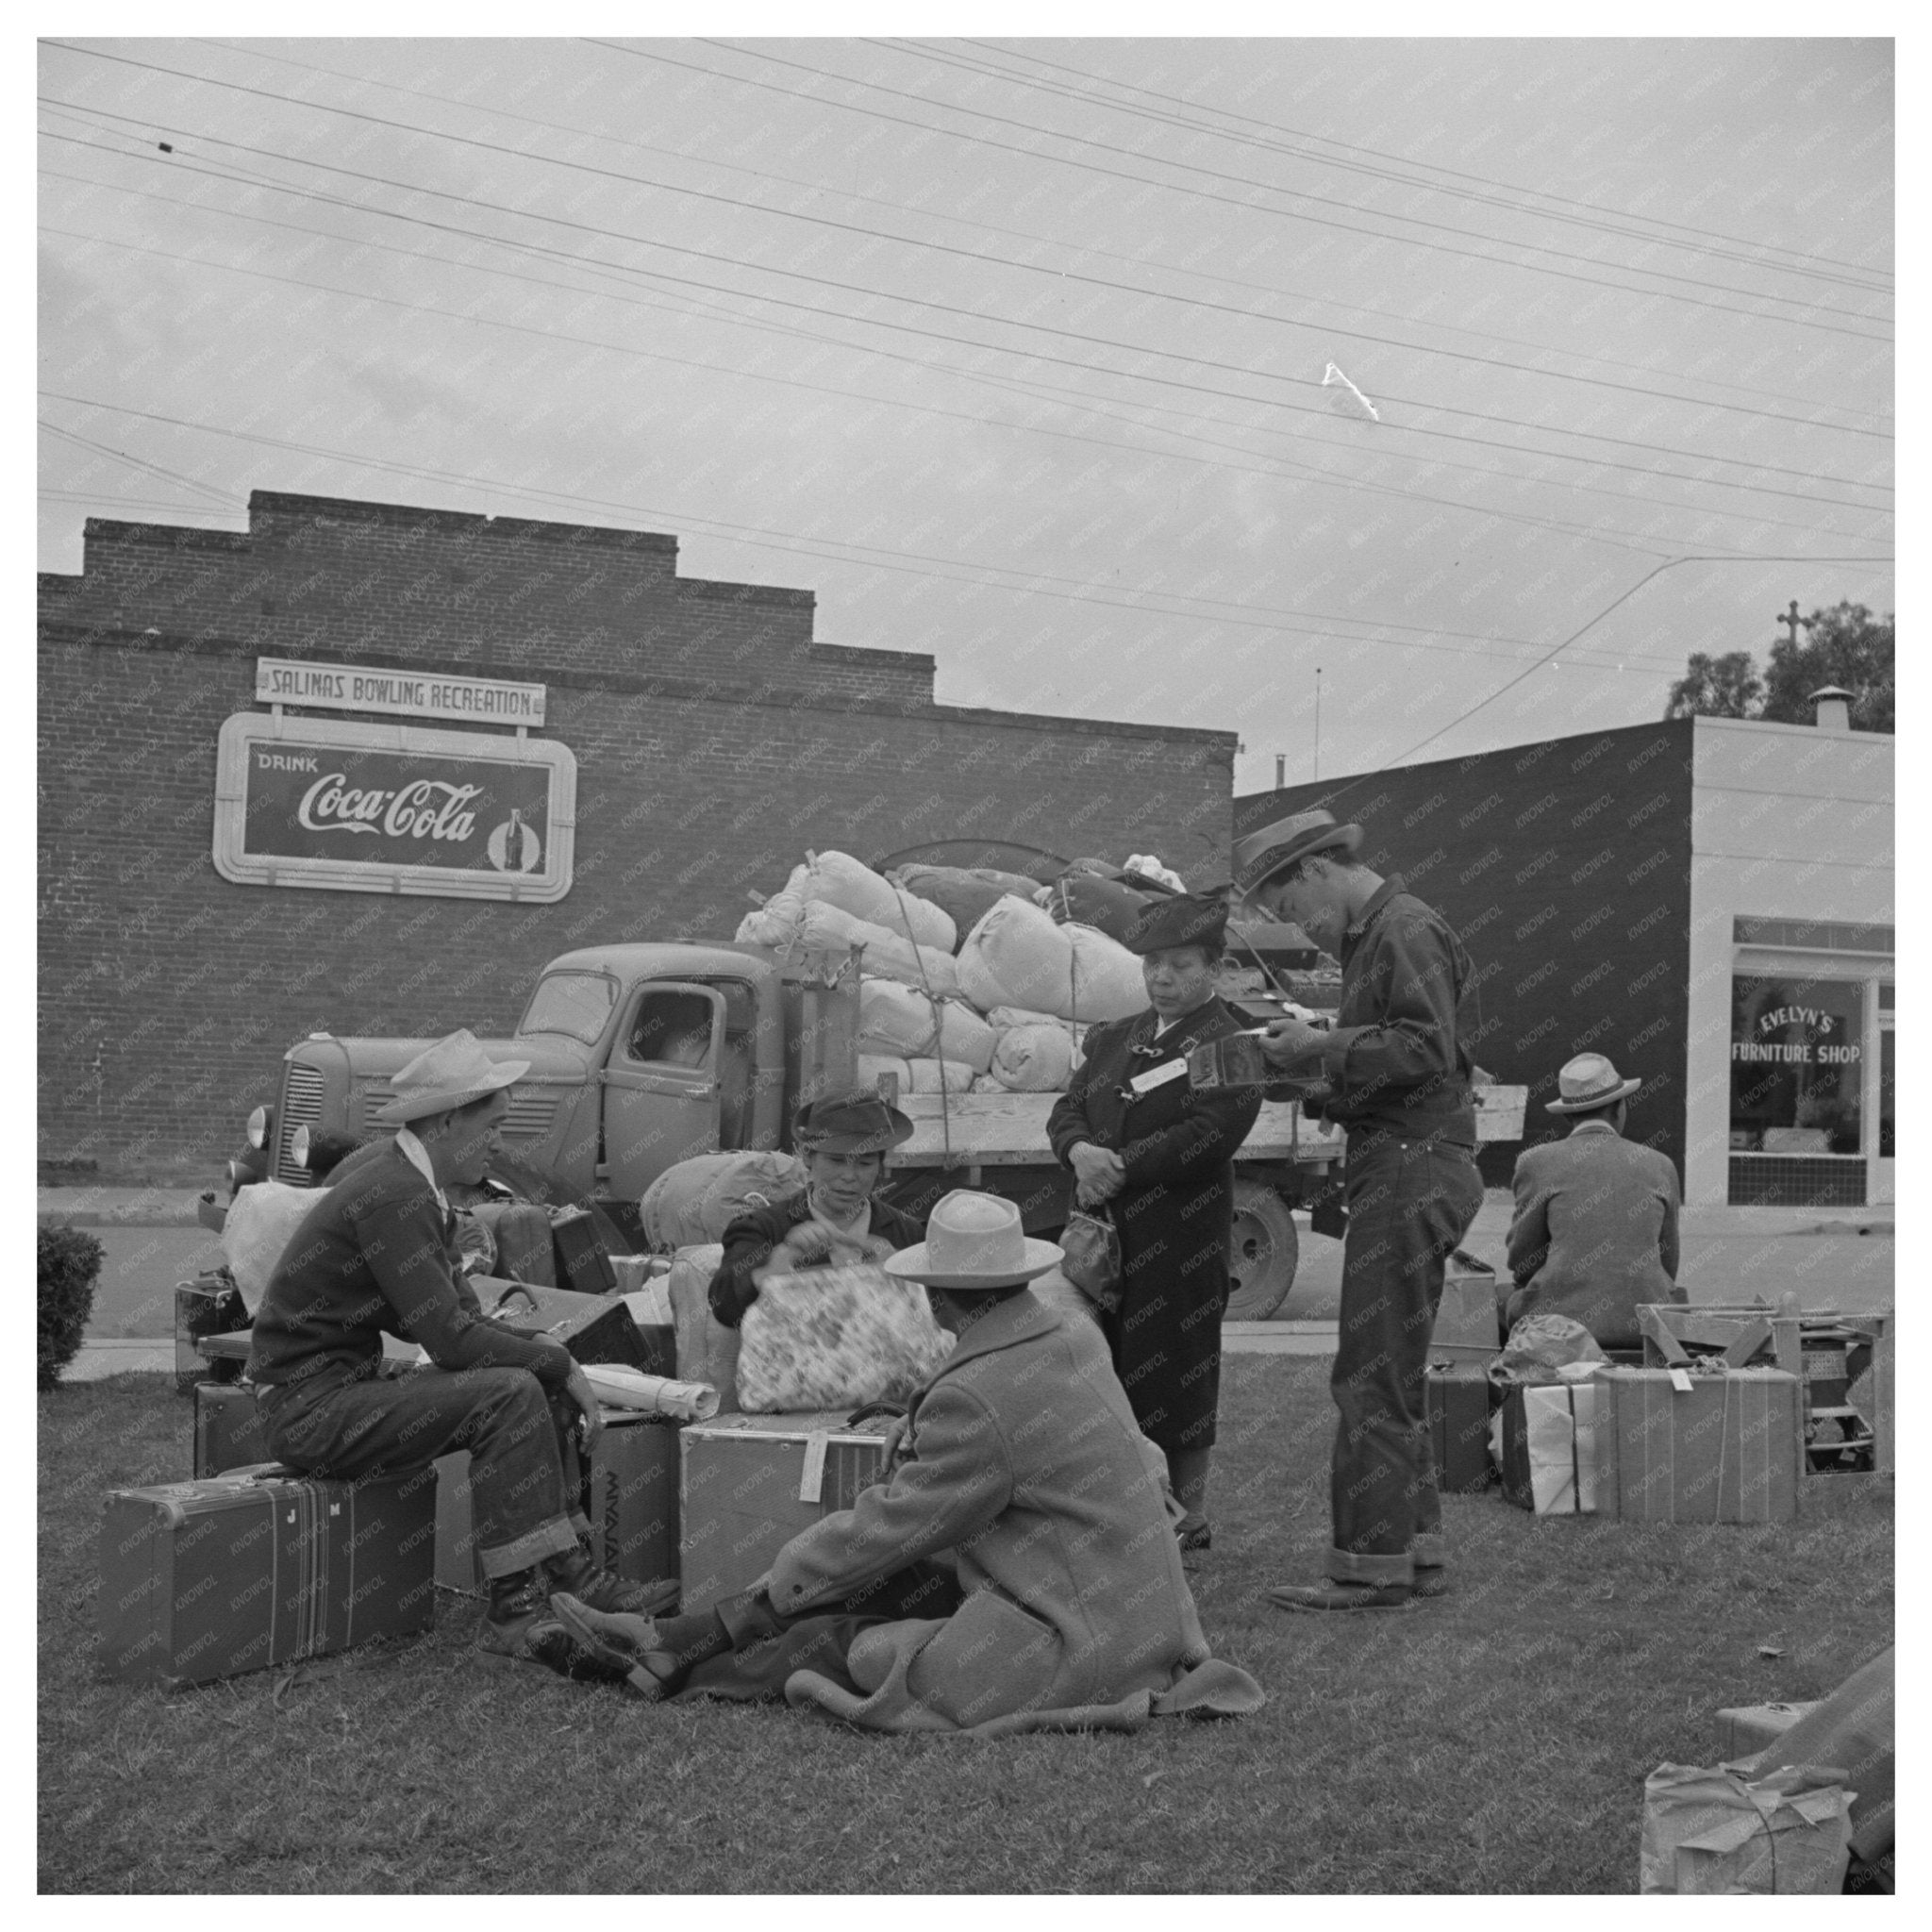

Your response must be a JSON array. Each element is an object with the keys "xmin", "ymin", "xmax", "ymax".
[{"xmin": 1059, "ymin": 1203, "xmax": 1124, "ymax": 1314}]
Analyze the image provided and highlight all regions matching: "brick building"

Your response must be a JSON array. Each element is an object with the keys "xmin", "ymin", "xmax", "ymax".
[
  {"xmin": 39, "ymin": 490, "xmax": 1235, "ymax": 1170},
  {"xmin": 1237, "ymin": 708, "xmax": 1893, "ymax": 1208}
]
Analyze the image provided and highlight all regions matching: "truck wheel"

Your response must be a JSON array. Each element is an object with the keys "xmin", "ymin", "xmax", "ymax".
[{"xmin": 1224, "ymin": 1179, "xmax": 1299, "ymax": 1322}]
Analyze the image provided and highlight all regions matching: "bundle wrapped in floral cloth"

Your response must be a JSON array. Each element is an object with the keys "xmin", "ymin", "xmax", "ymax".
[{"xmin": 736, "ymin": 1263, "xmax": 955, "ymax": 1410}]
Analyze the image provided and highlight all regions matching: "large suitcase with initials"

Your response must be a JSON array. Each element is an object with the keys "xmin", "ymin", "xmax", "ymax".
[{"xmin": 99, "ymin": 1463, "xmax": 437, "ymax": 1689}]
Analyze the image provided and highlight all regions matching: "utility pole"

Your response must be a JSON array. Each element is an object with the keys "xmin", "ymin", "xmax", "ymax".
[
  {"xmin": 1313, "ymin": 667, "xmax": 1323, "ymax": 780},
  {"xmin": 1274, "ymin": 753, "xmax": 1285, "ymax": 790},
  {"xmin": 1776, "ymin": 599, "xmax": 1803, "ymax": 648}
]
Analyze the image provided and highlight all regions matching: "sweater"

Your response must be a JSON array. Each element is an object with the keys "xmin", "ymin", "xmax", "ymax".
[{"xmin": 247, "ymin": 1140, "xmax": 573, "ymax": 1392}]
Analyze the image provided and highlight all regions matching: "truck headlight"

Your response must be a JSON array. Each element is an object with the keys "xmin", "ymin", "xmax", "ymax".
[
  {"xmin": 246, "ymin": 1105, "xmax": 273, "ymax": 1151},
  {"xmin": 291, "ymin": 1124, "xmax": 311, "ymax": 1172}
]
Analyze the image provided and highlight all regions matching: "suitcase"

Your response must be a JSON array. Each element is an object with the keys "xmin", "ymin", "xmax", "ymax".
[
  {"xmin": 550, "ymin": 1206, "xmax": 619, "ymax": 1298},
  {"xmin": 1425, "ymin": 1364, "xmax": 1495, "ymax": 1493},
  {"xmin": 99, "ymin": 1463, "xmax": 437, "ymax": 1689},
  {"xmin": 679, "ymin": 1412, "xmax": 891, "ymax": 1610},
  {"xmin": 476, "ymin": 1277, "xmax": 660, "ymax": 1374},
  {"xmin": 192, "ymin": 1382, "xmax": 272, "ymax": 1479},
  {"xmin": 433, "ymin": 1414, "xmax": 680, "ymax": 1596},
  {"xmin": 175, "ymin": 1273, "xmax": 249, "ymax": 1395}
]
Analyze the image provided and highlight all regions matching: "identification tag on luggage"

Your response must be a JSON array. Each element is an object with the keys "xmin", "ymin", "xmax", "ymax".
[
  {"xmin": 1129, "ymin": 1058, "xmax": 1188, "ymax": 1096},
  {"xmin": 799, "ymin": 1431, "xmax": 831, "ymax": 1504}
]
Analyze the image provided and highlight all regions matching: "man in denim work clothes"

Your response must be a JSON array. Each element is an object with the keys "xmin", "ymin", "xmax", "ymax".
[{"xmin": 1241, "ymin": 810, "xmax": 1485, "ymax": 1610}]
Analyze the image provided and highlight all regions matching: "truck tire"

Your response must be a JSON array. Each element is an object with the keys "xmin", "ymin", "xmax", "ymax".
[{"xmin": 1224, "ymin": 1178, "xmax": 1299, "ymax": 1322}]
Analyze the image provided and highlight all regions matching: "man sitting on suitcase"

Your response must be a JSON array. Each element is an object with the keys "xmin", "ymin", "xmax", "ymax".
[
  {"xmin": 541, "ymin": 1191, "xmax": 1264, "ymax": 1735},
  {"xmin": 1505, "ymin": 1053, "xmax": 1686, "ymax": 1351},
  {"xmin": 247, "ymin": 1030, "xmax": 669, "ymax": 1674}
]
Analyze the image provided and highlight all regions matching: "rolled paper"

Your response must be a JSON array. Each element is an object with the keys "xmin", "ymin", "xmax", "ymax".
[{"xmin": 583, "ymin": 1362, "xmax": 721, "ymax": 1422}]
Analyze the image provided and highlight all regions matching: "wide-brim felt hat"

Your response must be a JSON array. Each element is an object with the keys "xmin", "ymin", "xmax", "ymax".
[
  {"xmin": 883, "ymin": 1189, "xmax": 1064, "ymax": 1290},
  {"xmin": 794, "ymin": 1089, "xmax": 915, "ymax": 1155},
  {"xmin": 1123, "ymin": 890, "xmax": 1231, "ymax": 957},
  {"xmin": 1232, "ymin": 808, "xmax": 1362, "ymax": 894},
  {"xmin": 1546, "ymin": 1052, "xmax": 1642, "ymax": 1114},
  {"xmin": 376, "ymin": 1028, "xmax": 529, "ymax": 1124}
]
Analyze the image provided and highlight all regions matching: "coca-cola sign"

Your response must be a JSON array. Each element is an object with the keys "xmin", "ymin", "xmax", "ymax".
[{"xmin": 215, "ymin": 714, "xmax": 575, "ymax": 902}]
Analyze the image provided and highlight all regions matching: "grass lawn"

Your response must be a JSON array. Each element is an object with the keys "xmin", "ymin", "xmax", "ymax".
[{"xmin": 40, "ymin": 1359, "xmax": 1890, "ymax": 1894}]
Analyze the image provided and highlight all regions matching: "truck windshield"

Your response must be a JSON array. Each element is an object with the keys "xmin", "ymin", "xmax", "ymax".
[{"xmin": 516, "ymin": 972, "xmax": 617, "ymax": 1044}]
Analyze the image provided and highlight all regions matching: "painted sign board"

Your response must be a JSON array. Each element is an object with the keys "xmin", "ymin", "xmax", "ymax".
[
  {"xmin": 254, "ymin": 657, "xmax": 546, "ymax": 727},
  {"xmin": 214, "ymin": 713, "xmax": 575, "ymax": 902}
]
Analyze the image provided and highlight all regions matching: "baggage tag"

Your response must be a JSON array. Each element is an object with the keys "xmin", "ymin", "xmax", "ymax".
[
  {"xmin": 1669, "ymin": 1368, "xmax": 1694, "ymax": 1394},
  {"xmin": 1128, "ymin": 1058, "xmax": 1189, "ymax": 1097},
  {"xmin": 798, "ymin": 1431, "xmax": 831, "ymax": 1505}
]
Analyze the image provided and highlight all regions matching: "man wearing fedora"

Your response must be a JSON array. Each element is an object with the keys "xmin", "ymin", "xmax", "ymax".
[
  {"xmin": 248, "ymin": 1029, "xmax": 670, "ymax": 1675},
  {"xmin": 1045, "ymin": 891, "xmax": 1263, "ymax": 1551},
  {"xmin": 707, "ymin": 1090, "xmax": 926, "ymax": 1329},
  {"xmin": 1505, "ymin": 1052, "xmax": 1684, "ymax": 1350},
  {"xmin": 549, "ymin": 1191, "xmax": 1263, "ymax": 1734},
  {"xmin": 1237, "ymin": 810, "xmax": 1484, "ymax": 1612}
]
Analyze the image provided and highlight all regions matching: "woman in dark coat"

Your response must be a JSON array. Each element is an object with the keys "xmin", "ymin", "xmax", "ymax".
[
  {"xmin": 1046, "ymin": 893, "xmax": 1262, "ymax": 1547},
  {"xmin": 708, "ymin": 1091, "xmax": 925, "ymax": 1328}
]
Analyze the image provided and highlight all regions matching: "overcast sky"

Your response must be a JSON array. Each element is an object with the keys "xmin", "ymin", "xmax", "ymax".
[{"xmin": 38, "ymin": 34, "xmax": 1893, "ymax": 796}]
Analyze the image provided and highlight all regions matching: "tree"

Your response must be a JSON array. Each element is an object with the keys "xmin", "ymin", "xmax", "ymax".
[
  {"xmin": 1664, "ymin": 649, "xmax": 1762, "ymax": 720},
  {"xmin": 1663, "ymin": 604, "xmax": 1894, "ymax": 734},
  {"xmin": 1761, "ymin": 602, "xmax": 1894, "ymax": 733}
]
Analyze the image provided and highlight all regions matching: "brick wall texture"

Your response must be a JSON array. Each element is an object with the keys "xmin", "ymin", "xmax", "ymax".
[
  {"xmin": 1237, "ymin": 718, "xmax": 1696, "ymax": 1186},
  {"xmin": 41, "ymin": 491, "xmax": 1235, "ymax": 1168}
]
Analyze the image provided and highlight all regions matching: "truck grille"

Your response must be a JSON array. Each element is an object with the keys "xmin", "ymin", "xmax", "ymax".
[
  {"xmin": 357, "ymin": 1086, "xmax": 555, "ymax": 1141},
  {"xmin": 275, "ymin": 1064, "xmax": 326, "ymax": 1182}
]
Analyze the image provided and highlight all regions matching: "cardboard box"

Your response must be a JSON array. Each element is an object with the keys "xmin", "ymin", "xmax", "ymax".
[
  {"xmin": 1716, "ymin": 1700, "xmax": 1822, "ymax": 1762},
  {"xmin": 679, "ymin": 1412, "xmax": 890, "ymax": 1610},
  {"xmin": 433, "ymin": 1413, "xmax": 680, "ymax": 1597},
  {"xmin": 1596, "ymin": 1367, "xmax": 1803, "ymax": 1524},
  {"xmin": 192, "ymin": 1382, "xmax": 272, "ymax": 1479},
  {"xmin": 1433, "ymin": 1253, "xmax": 1502, "ymax": 1353},
  {"xmin": 1497, "ymin": 1381, "xmax": 1602, "ymax": 1514},
  {"xmin": 1425, "ymin": 1364, "xmax": 1494, "ymax": 1493},
  {"xmin": 99, "ymin": 1464, "xmax": 437, "ymax": 1689}
]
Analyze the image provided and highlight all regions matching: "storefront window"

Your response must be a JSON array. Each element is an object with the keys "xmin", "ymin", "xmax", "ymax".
[{"xmin": 1729, "ymin": 974, "xmax": 1864, "ymax": 1155}]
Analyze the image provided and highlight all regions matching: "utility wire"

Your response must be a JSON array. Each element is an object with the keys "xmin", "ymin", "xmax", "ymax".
[
  {"xmin": 942, "ymin": 38, "xmax": 1893, "ymax": 288},
  {"xmin": 608, "ymin": 38, "xmax": 1893, "ymax": 340},
  {"xmin": 36, "ymin": 115, "xmax": 1894, "ymax": 521},
  {"xmin": 42, "ymin": 142, "xmax": 1884, "ymax": 565},
  {"xmin": 185, "ymin": 34, "xmax": 1890, "ymax": 434},
  {"xmin": 34, "ymin": 390, "xmax": 1708, "ymax": 677}
]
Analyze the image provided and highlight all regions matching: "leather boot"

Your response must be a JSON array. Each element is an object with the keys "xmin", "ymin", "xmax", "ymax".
[
  {"xmin": 541, "ymin": 1543, "xmax": 679, "ymax": 1618},
  {"xmin": 475, "ymin": 1568, "xmax": 620, "ymax": 1678},
  {"xmin": 548, "ymin": 1592, "xmax": 686, "ymax": 1702}
]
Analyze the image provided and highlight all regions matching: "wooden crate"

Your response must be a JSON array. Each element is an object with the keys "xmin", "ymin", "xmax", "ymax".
[{"xmin": 1637, "ymin": 1305, "xmax": 1893, "ymax": 1474}]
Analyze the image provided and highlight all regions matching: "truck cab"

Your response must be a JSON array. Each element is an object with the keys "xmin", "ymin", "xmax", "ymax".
[{"xmin": 252, "ymin": 943, "xmax": 831, "ymax": 1217}]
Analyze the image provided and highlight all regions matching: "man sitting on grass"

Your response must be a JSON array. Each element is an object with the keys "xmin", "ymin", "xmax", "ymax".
[{"xmin": 547, "ymin": 1191, "xmax": 1265, "ymax": 1735}]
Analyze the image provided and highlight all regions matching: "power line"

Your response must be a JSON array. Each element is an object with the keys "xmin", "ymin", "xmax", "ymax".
[
  {"xmin": 34, "ymin": 390, "xmax": 1700, "ymax": 676},
  {"xmin": 945, "ymin": 38, "xmax": 1893, "ymax": 288},
  {"xmin": 611, "ymin": 38, "xmax": 1893, "ymax": 340},
  {"xmin": 36, "ymin": 114, "xmax": 1894, "ymax": 524},
  {"xmin": 186, "ymin": 33, "xmax": 1890, "ymax": 435},
  {"xmin": 41, "ymin": 418, "xmax": 235, "ymax": 507},
  {"xmin": 34, "ymin": 54, "xmax": 1894, "ymax": 491},
  {"xmin": 1324, "ymin": 551, "xmax": 1896, "ymax": 782}
]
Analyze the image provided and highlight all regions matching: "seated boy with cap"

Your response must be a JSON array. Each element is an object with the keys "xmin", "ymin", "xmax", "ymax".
[{"xmin": 548, "ymin": 1191, "xmax": 1263, "ymax": 1735}]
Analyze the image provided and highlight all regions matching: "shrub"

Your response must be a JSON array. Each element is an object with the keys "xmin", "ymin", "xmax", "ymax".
[{"xmin": 39, "ymin": 1222, "xmax": 105, "ymax": 1391}]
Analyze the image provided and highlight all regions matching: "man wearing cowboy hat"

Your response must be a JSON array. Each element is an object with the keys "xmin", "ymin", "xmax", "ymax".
[
  {"xmin": 1233, "ymin": 809, "xmax": 1484, "ymax": 1612},
  {"xmin": 248, "ymin": 1029, "xmax": 671, "ymax": 1675},
  {"xmin": 1505, "ymin": 1053, "xmax": 1684, "ymax": 1350},
  {"xmin": 706, "ymin": 1090, "xmax": 927, "ymax": 1328},
  {"xmin": 548, "ymin": 1191, "xmax": 1262, "ymax": 1733}
]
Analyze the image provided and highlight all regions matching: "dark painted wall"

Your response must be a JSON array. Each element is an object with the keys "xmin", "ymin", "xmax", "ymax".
[{"xmin": 1235, "ymin": 718, "xmax": 1696, "ymax": 1184}]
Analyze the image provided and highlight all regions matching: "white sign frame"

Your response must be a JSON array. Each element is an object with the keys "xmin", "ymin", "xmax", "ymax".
[
  {"xmin": 213, "ymin": 712, "xmax": 576, "ymax": 902},
  {"xmin": 254, "ymin": 656, "xmax": 547, "ymax": 727}
]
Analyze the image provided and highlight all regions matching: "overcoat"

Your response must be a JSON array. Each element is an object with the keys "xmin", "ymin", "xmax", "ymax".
[
  {"xmin": 1506, "ymin": 1123, "xmax": 1684, "ymax": 1348},
  {"xmin": 1046, "ymin": 998, "xmax": 1262, "ymax": 1449},
  {"xmin": 770, "ymin": 1291, "xmax": 1263, "ymax": 1735}
]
